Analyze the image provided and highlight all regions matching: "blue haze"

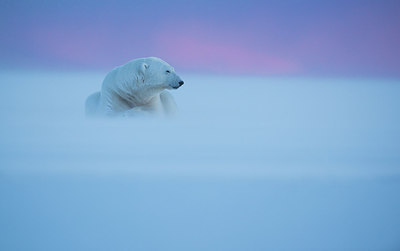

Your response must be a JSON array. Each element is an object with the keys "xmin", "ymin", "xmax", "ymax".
[{"xmin": 0, "ymin": 72, "xmax": 400, "ymax": 250}]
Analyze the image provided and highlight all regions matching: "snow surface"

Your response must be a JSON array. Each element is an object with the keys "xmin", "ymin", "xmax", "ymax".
[{"xmin": 0, "ymin": 71, "xmax": 400, "ymax": 250}]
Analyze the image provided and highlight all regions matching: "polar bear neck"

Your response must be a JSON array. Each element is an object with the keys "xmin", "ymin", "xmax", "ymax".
[
  {"xmin": 113, "ymin": 69, "xmax": 164, "ymax": 106},
  {"xmin": 121, "ymin": 84, "xmax": 164, "ymax": 106},
  {"xmin": 101, "ymin": 62, "xmax": 167, "ymax": 113}
]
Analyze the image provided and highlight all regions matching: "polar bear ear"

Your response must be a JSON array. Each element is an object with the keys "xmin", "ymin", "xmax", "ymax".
[
  {"xmin": 142, "ymin": 63, "xmax": 149, "ymax": 71},
  {"xmin": 139, "ymin": 63, "xmax": 149, "ymax": 83},
  {"xmin": 138, "ymin": 62, "xmax": 149, "ymax": 74}
]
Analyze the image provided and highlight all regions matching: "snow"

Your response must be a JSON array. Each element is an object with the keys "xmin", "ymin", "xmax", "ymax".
[{"xmin": 0, "ymin": 71, "xmax": 399, "ymax": 250}]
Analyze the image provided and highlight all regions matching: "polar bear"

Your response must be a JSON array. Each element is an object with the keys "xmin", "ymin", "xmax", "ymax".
[{"xmin": 85, "ymin": 57, "xmax": 184, "ymax": 117}]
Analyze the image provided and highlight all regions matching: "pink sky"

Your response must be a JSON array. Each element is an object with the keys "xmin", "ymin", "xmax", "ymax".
[
  {"xmin": 153, "ymin": 24, "xmax": 301, "ymax": 75},
  {"xmin": 0, "ymin": 0, "xmax": 399, "ymax": 76}
]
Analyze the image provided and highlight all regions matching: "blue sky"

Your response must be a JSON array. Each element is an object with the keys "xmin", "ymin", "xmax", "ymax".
[{"xmin": 1, "ymin": 0, "xmax": 399, "ymax": 76}]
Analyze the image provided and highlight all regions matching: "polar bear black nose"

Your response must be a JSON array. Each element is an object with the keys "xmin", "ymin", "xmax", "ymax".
[{"xmin": 179, "ymin": 81, "xmax": 184, "ymax": 86}]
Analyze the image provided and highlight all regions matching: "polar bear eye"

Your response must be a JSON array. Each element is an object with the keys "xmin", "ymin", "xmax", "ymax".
[{"xmin": 166, "ymin": 70, "xmax": 170, "ymax": 73}]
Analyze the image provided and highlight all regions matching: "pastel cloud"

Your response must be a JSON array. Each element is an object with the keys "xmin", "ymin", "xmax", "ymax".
[{"xmin": 153, "ymin": 25, "xmax": 301, "ymax": 75}]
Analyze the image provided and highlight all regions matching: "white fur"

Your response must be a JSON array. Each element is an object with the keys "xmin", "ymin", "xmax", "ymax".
[{"xmin": 85, "ymin": 57, "xmax": 183, "ymax": 117}]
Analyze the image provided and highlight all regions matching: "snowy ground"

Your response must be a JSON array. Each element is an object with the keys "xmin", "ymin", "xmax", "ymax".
[{"xmin": 0, "ymin": 71, "xmax": 399, "ymax": 250}]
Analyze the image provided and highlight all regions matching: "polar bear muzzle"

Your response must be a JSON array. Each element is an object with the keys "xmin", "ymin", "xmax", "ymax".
[{"xmin": 173, "ymin": 81, "xmax": 184, "ymax": 89}]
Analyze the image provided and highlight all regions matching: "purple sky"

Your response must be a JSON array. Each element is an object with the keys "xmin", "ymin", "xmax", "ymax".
[{"xmin": 1, "ymin": 0, "xmax": 400, "ymax": 76}]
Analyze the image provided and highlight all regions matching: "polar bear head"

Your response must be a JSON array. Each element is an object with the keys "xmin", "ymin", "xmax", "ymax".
[{"xmin": 133, "ymin": 57, "xmax": 184, "ymax": 90}]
